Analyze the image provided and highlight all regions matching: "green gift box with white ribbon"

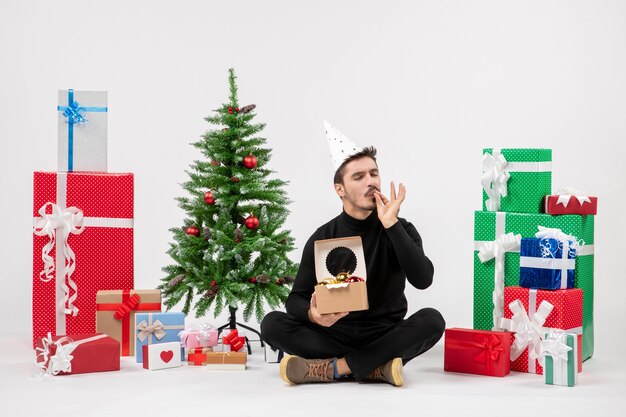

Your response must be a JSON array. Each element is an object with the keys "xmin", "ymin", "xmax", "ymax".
[
  {"xmin": 473, "ymin": 210, "xmax": 594, "ymax": 360},
  {"xmin": 543, "ymin": 331, "xmax": 578, "ymax": 387},
  {"xmin": 482, "ymin": 148, "xmax": 552, "ymax": 213}
]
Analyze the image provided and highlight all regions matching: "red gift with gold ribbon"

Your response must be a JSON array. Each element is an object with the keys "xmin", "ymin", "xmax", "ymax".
[
  {"xmin": 444, "ymin": 328, "xmax": 512, "ymax": 377},
  {"xmin": 96, "ymin": 289, "xmax": 161, "ymax": 356}
]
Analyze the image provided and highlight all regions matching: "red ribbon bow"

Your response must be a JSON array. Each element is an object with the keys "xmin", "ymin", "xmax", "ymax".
[
  {"xmin": 223, "ymin": 330, "xmax": 245, "ymax": 352},
  {"xmin": 113, "ymin": 293, "xmax": 141, "ymax": 320},
  {"xmin": 473, "ymin": 334, "xmax": 504, "ymax": 364}
]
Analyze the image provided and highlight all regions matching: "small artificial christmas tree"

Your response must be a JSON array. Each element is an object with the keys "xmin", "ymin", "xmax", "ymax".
[{"xmin": 159, "ymin": 68, "xmax": 298, "ymax": 323}]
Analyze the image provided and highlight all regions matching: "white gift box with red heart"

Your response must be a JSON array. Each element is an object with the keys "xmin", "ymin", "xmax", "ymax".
[{"xmin": 142, "ymin": 341, "xmax": 181, "ymax": 370}]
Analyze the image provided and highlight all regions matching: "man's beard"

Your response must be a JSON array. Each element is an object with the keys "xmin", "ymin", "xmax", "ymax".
[{"xmin": 344, "ymin": 187, "xmax": 378, "ymax": 211}]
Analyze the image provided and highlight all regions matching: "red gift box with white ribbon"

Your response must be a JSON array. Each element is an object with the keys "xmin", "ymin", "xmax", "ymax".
[
  {"xmin": 32, "ymin": 172, "xmax": 134, "ymax": 347},
  {"xmin": 544, "ymin": 188, "xmax": 597, "ymax": 215},
  {"xmin": 35, "ymin": 333, "xmax": 120, "ymax": 376},
  {"xmin": 501, "ymin": 286, "xmax": 583, "ymax": 375}
]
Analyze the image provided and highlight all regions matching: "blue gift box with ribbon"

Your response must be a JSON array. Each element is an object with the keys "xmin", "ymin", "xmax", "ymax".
[
  {"xmin": 519, "ymin": 234, "xmax": 576, "ymax": 290},
  {"xmin": 57, "ymin": 89, "xmax": 108, "ymax": 172},
  {"xmin": 135, "ymin": 312, "xmax": 185, "ymax": 362}
]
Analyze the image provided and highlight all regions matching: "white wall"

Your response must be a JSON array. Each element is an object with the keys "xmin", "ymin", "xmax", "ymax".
[{"xmin": 1, "ymin": 0, "xmax": 624, "ymax": 353}]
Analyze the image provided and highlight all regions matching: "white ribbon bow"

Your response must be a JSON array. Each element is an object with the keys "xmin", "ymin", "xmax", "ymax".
[
  {"xmin": 535, "ymin": 226, "xmax": 579, "ymax": 251},
  {"xmin": 478, "ymin": 232, "xmax": 521, "ymax": 330},
  {"xmin": 534, "ymin": 227, "xmax": 578, "ymax": 289},
  {"xmin": 35, "ymin": 333, "xmax": 77, "ymax": 376},
  {"xmin": 33, "ymin": 202, "xmax": 85, "ymax": 316},
  {"xmin": 541, "ymin": 330, "xmax": 574, "ymax": 384},
  {"xmin": 481, "ymin": 151, "xmax": 510, "ymax": 211},
  {"xmin": 136, "ymin": 319, "xmax": 166, "ymax": 342},
  {"xmin": 555, "ymin": 186, "xmax": 591, "ymax": 208},
  {"xmin": 478, "ymin": 232, "xmax": 522, "ymax": 263},
  {"xmin": 500, "ymin": 299, "xmax": 554, "ymax": 364},
  {"xmin": 541, "ymin": 330, "xmax": 572, "ymax": 364}
]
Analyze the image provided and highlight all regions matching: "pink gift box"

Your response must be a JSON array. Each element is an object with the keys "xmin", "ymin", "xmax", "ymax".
[{"xmin": 179, "ymin": 326, "xmax": 218, "ymax": 349}]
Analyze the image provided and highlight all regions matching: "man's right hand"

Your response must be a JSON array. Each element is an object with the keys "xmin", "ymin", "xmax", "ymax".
[{"xmin": 308, "ymin": 293, "xmax": 349, "ymax": 327}]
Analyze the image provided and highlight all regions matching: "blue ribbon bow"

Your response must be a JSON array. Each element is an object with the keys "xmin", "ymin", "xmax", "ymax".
[{"xmin": 61, "ymin": 101, "xmax": 87, "ymax": 125}]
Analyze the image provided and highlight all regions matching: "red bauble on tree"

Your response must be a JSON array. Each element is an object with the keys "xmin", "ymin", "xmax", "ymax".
[
  {"xmin": 185, "ymin": 226, "xmax": 200, "ymax": 237},
  {"xmin": 231, "ymin": 176, "xmax": 239, "ymax": 183},
  {"xmin": 242, "ymin": 154, "xmax": 257, "ymax": 169},
  {"xmin": 250, "ymin": 277, "xmax": 257, "ymax": 283},
  {"xmin": 244, "ymin": 214, "xmax": 260, "ymax": 230},
  {"xmin": 228, "ymin": 107, "xmax": 234, "ymax": 114},
  {"xmin": 204, "ymin": 191, "xmax": 216, "ymax": 205}
]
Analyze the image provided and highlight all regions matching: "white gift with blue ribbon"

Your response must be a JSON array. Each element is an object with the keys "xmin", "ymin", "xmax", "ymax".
[{"xmin": 57, "ymin": 89, "xmax": 108, "ymax": 172}]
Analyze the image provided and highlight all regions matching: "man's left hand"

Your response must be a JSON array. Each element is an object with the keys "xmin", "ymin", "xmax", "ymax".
[{"xmin": 374, "ymin": 181, "xmax": 406, "ymax": 229}]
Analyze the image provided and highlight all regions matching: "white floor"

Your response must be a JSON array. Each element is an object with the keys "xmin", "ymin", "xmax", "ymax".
[{"xmin": 1, "ymin": 331, "xmax": 625, "ymax": 417}]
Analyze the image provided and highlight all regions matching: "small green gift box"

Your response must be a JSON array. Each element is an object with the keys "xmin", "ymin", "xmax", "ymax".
[
  {"xmin": 543, "ymin": 331, "xmax": 578, "ymax": 387},
  {"xmin": 482, "ymin": 148, "xmax": 552, "ymax": 213}
]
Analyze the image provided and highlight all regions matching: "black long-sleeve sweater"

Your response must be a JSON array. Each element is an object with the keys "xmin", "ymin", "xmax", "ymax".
[{"xmin": 286, "ymin": 210, "xmax": 434, "ymax": 324}]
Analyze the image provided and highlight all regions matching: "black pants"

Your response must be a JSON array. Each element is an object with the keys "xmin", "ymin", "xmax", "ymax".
[{"xmin": 260, "ymin": 308, "xmax": 445, "ymax": 380}]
